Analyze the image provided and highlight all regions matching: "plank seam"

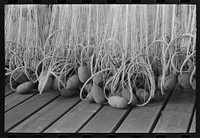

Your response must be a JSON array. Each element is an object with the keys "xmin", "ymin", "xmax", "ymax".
[
  {"xmin": 148, "ymin": 87, "xmax": 175, "ymax": 133},
  {"xmin": 186, "ymin": 101, "xmax": 196, "ymax": 133},
  {"xmin": 5, "ymin": 93, "xmax": 38, "ymax": 113},
  {"xmin": 5, "ymin": 91, "xmax": 14, "ymax": 97},
  {"xmin": 76, "ymin": 105, "xmax": 104, "ymax": 133},
  {"xmin": 6, "ymin": 94, "xmax": 61, "ymax": 132},
  {"xmin": 111, "ymin": 106, "xmax": 133, "ymax": 133},
  {"xmin": 41, "ymin": 99, "xmax": 82, "ymax": 133},
  {"xmin": 5, "ymin": 85, "xmax": 14, "ymax": 96}
]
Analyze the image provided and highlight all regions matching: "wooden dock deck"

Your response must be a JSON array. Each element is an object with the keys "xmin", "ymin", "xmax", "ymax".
[{"xmin": 4, "ymin": 84, "xmax": 196, "ymax": 133}]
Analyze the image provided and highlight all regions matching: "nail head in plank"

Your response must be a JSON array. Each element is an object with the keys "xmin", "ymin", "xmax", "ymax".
[
  {"xmin": 5, "ymin": 90, "xmax": 38, "ymax": 112},
  {"xmin": 153, "ymin": 87, "xmax": 195, "ymax": 133},
  {"xmin": 190, "ymin": 111, "xmax": 196, "ymax": 133},
  {"xmin": 10, "ymin": 96, "xmax": 80, "ymax": 133},
  {"xmin": 116, "ymin": 99, "xmax": 166, "ymax": 133},
  {"xmin": 5, "ymin": 91, "xmax": 59, "ymax": 131},
  {"xmin": 44, "ymin": 101, "xmax": 101, "ymax": 133},
  {"xmin": 79, "ymin": 105, "xmax": 131, "ymax": 133}
]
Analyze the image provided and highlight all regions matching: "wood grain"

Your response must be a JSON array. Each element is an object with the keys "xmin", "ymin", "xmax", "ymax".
[
  {"xmin": 153, "ymin": 87, "xmax": 195, "ymax": 133},
  {"xmin": 116, "ymin": 99, "xmax": 167, "ymax": 133},
  {"xmin": 190, "ymin": 111, "xmax": 196, "ymax": 133},
  {"xmin": 163, "ymin": 88, "xmax": 195, "ymax": 113},
  {"xmin": 5, "ymin": 91, "xmax": 59, "ymax": 132},
  {"xmin": 153, "ymin": 110, "xmax": 192, "ymax": 133},
  {"xmin": 10, "ymin": 96, "xmax": 80, "ymax": 133},
  {"xmin": 79, "ymin": 105, "xmax": 131, "ymax": 133},
  {"xmin": 5, "ymin": 90, "xmax": 38, "ymax": 112},
  {"xmin": 44, "ymin": 101, "xmax": 102, "ymax": 133},
  {"xmin": 5, "ymin": 85, "xmax": 14, "ymax": 96}
]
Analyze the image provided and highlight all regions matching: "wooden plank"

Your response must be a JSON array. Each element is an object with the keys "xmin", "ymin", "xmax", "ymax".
[
  {"xmin": 153, "ymin": 87, "xmax": 195, "ymax": 133},
  {"xmin": 190, "ymin": 111, "xmax": 196, "ymax": 133},
  {"xmin": 116, "ymin": 95, "xmax": 168, "ymax": 133},
  {"xmin": 5, "ymin": 90, "xmax": 38, "ymax": 112},
  {"xmin": 4, "ymin": 91, "xmax": 60, "ymax": 132},
  {"xmin": 79, "ymin": 105, "xmax": 131, "ymax": 133},
  {"xmin": 162, "ymin": 88, "xmax": 195, "ymax": 113},
  {"xmin": 153, "ymin": 110, "xmax": 192, "ymax": 133},
  {"xmin": 10, "ymin": 96, "xmax": 80, "ymax": 133},
  {"xmin": 5, "ymin": 85, "xmax": 14, "ymax": 96},
  {"xmin": 44, "ymin": 101, "xmax": 102, "ymax": 133}
]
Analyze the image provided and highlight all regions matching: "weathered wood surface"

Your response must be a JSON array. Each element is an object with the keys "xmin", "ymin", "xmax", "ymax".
[
  {"xmin": 4, "ymin": 85, "xmax": 195, "ymax": 133},
  {"xmin": 5, "ymin": 90, "xmax": 37, "ymax": 112},
  {"xmin": 190, "ymin": 110, "xmax": 196, "ymax": 133},
  {"xmin": 79, "ymin": 105, "xmax": 132, "ymax": 133},
  {"xmin": 10, "ymin": 96, "xmax": 80, "ymax": 133},
  {"xmin": 153, "ymin": 87, "xmax": 195, "ymax": 133},
  {"xmin": 5, "ymin": 91, "xmax": 59, "ymax": 132},
  {"xmin": 5, "ymin": 85, "xmax": 14, "ymax": 96},
  {"xmin": 44, "ymin": 101, "xmax": 102, "ymax": 133},
  {"xmin": 116, "ymin": 96, "xmax": 168, "ymax": 133}
]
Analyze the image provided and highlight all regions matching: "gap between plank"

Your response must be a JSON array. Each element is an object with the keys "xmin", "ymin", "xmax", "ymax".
[
  {"xmin": 148, "ymin": 87, "xmax": 175, "ymax": 133},
  {"xmin": 5, "ymin": 85, "xmax": 14, "ymax": 97},
  {"xmin": 6, "ymin": 94, "xmax": 61, "ymax": 132},
  {"xmin": 186, "ymin": 101, "xmax": 196, "ymax": 133},
  {"xmin": 5, "ymin": 91, "xmax": 14, "ymax": 97},
  {"xmin": 75, "ymin": 105, "xmax": 104, "ymax": 133},
  {"xmin": 41, "ymin": 99, "xmax": 82, "ymax": 133},
  {"xmin": 111, "ymin": 106, "xmax": 134, "ymax": 133},
  {"xmin": 5, "ymin": 93, "xmax": 38, "ymax": 113}
]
